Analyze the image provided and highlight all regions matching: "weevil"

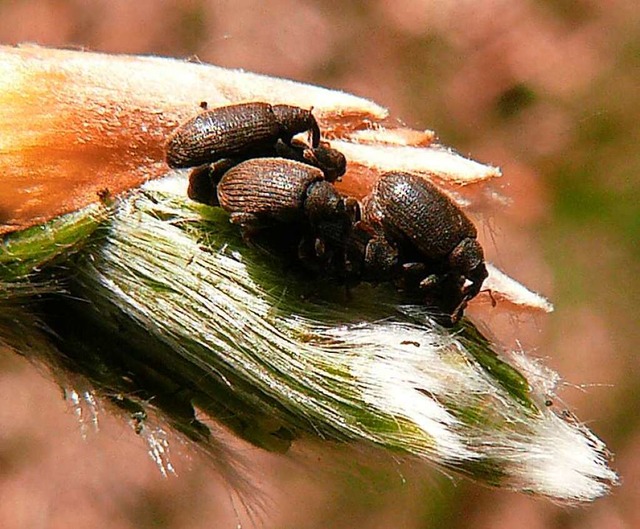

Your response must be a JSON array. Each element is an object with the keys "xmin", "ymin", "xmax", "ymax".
[
  {"xmin": 187, "ymin": 139, "xmax": 346, "ymax": 207},
  {"xmin": 363, "ymin": 172, "xmax": 488, "ymax": 324},
  {"xmin": 216, "ymin": 157, "xmax": 358, "ymax": 274},
  {"xmin": 166, "ymin": 102, "xmax": 321, "ymax": 169},
  {"xmin": 217, "ymin": 157, "xmax": 355, "ymax": 228}
]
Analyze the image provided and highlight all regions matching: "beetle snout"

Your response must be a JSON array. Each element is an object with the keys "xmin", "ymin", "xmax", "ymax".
[{"xmin": 272, "ymin": 104, "xmax": 321, "ymax": 147}]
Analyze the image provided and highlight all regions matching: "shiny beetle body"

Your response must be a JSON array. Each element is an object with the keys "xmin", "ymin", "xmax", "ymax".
[
  {"xmin": 364, "ymin": 172, "xmax": 487, "ymax": 323},
  {"xmin": 166, "ymin": 102, "xmax": 321, "ymax": 169}
]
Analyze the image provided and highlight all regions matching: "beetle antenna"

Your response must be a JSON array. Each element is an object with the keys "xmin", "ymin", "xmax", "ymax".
[
  {"xmin": 308, "ymin": 106, "xmax": 321, "ymax": 147},
  {"xmin": 309, "ymin": 121, "xmax": 321, "ymax": 148}
]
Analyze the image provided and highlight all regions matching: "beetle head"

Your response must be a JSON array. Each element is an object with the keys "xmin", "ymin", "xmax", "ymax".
[
  {"xmin": 272, "ymin": 104, "xmax": 321, "ymax": 147},
  {"xmin": 304, "ymin": 181, "xmax": 349, "ymax": 223},
  {"xmin": 304, "ymin": 143, "xmax": 346, "ymax": 182},
  {"xmin": 449, "ymin": 237, "xmax": 488, "ymax": 299}
]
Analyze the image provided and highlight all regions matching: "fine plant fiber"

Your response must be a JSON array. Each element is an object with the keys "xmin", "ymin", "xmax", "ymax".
[{"xmin": 0, "ymin": 174, "xmax": 617, "ymax": 503}]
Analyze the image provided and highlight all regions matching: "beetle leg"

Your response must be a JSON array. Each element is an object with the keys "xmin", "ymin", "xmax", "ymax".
[
  {"xmin": 402, "ymin": 262, "xmax": 430, "ymax": 287},
  {"xmin": 485, "ymin": 288, "xmax": 497, "ymax": 307},
  {"xmin": 187, "ymin": 164, "xmax": 217, "ymax": 205},
  {"xmin": 416, "ymin": 272, "xmax": 467, "ymax": 326},
  {"xmin": 359, "ymin": 231, "xmax": 397, "ymax": 282},
  {"xmin": 449, "ymin": 299, "xmax": 468, "ymax": 325},
  {"xmin": 309, "ymin": 117, "xmax": 321, "ymax": 147},
  {"xmin": 189, "ymin": 159, "xmax": 240, "ymax": 206},
  {"xmin": 297, "ymin": 235, "xmax": 331, "ymax": 274},
  {"xmin": 314, "ymin": 237, "xmax": 326, "ymax": 258},
  {"xmin": 229, "ymin": 211, "xmax": 261, "ymax": 228},
  {"xmin": 418, "ymin": 272, "xmax": 440, "ymax": 292}
]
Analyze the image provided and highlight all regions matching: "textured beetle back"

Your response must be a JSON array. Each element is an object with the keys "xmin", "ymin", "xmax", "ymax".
[
  {"xmin": 369, "ymin": 172, "xmax": 477, "ymax": 258},
  {"xmin": 166, "ymin": 103, "xmax": 280, "ymax": 168},
  {"xmin": 217, "ymin": 158, "xmax": 324, "ymax": 222}
]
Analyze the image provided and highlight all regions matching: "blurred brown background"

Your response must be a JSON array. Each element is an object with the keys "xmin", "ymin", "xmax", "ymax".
[{"xmin": 1, "ymin": 0, "xmax": 638, "ymax": 527}]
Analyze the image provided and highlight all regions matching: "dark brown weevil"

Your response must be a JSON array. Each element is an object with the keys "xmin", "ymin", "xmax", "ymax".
[
  {"xmin": 166, "ymin": 102, "xmax": 321, "ymax": 169},
  {"xmin": 363, "ymin": 172, "xmax": 487, "ymax": 324},
  {"xmin": 217, "ymin": 157, "xmax": 358, "ymax": 275},
  {"xmin": 217, "ymin": 157, "xmax": 355, "ymax": 228},
  {"xmin": 187, "ymin": 140, "xmax": 346, "ymax": 207}
]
